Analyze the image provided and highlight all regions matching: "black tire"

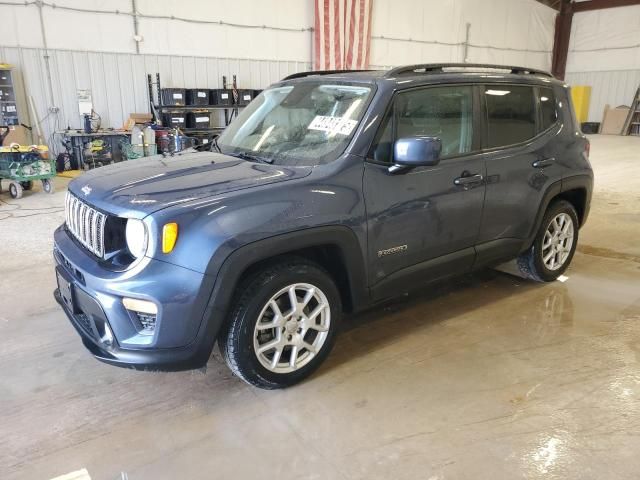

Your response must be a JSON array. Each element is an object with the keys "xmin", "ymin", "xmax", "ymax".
[
  {"xmin": 42, "ymin": 178, "xmax": 54, "ymax": 194},
  {"xmin": 9, "ymin": 181, "xmax": 23, "ymax": 199},
  {"xmin": 219, "ymin": 258, "xmax": 342, "ymax": 389},
  {"xmin": 20, "ymin": 181, "xmax": 33, "ymax": 190},
  {"xmin": 517, "ymin": 200, "xmax": 579, "ymax": 282}
]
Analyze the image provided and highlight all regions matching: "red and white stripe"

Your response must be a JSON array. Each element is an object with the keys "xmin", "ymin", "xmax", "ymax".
[{"xmin": 314, "ymin": 0, "xmax": 373, "ymax": 71}]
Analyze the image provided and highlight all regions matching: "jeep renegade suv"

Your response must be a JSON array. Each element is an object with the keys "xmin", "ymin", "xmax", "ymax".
[{"xmin": 54, "ymin": 63, "xmax": 592, "ymax": 389}]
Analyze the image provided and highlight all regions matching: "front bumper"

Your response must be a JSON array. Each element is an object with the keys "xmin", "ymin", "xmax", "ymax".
[{"xmin": 53, "ymin": 225, "xmax": 218, "ymax": 370}]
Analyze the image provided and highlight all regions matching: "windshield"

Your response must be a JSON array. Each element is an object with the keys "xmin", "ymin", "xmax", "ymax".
[{"xmin": 217, "ymin": 82, "xmax": 372, "ymax": 166}]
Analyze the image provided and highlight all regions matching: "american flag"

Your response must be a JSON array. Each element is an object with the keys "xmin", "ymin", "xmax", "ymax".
[{"xmin": 314, "ymin": 0, "xmax": 373, "ymax": 71}]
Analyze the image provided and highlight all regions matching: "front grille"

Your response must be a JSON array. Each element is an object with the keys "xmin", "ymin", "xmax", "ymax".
[{"xmin": 65, "ymin": 192, "xmax": 108, "ymax": 257}]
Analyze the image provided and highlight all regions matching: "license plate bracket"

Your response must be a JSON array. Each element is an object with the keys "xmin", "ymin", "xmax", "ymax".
[{"xmin": 56, "ymin": 268, "xmax": 80, "ymax": 314}]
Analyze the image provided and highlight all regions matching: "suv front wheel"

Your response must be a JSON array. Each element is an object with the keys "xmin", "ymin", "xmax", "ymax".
[
  {"xmin": 219, "ymin": 259, "xmax": 341, "ymax": 389},
  {"xmin": 517, "ymin": 200, "xmax": 579, "ymax": 282}
]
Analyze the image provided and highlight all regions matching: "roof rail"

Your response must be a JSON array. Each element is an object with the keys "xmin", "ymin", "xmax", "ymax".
[
  {"xmin": 283, "ymin": 69, "xmax": 374, "ymax": 80},
  {"xmin": 385, "ymin": 63, "xmax": 553, "ymax": 78}
]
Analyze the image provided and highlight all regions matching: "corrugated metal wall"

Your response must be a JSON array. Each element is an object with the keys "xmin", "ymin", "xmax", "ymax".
[
  {"xmin": 565, "ymin": 70, "xmax": 640, "ymax": 123},
  {"xmin": 0, "ymin": 46, "xmax": 310, "ymax": 150},
  {"xmin": 565, "ymin": 6, "xmax": 640, "ymax": 124}
]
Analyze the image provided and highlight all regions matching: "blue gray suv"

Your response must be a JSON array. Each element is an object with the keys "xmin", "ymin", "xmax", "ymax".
[{"xmin": 54, "ymin": 64, "xmax": 593, "ymax": 388}]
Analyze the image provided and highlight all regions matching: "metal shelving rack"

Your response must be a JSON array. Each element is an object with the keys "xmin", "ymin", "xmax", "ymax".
[
  {"xmin": 622, "ymin": 85, "xmax": 640, "ymax": 136},
  {"xmin": 0, "ymin": 64, "xmax": 19, "ymax": 127},
  {"xmin": 147, "ymin": 73, "xmax": 245, "ymax": 137}
]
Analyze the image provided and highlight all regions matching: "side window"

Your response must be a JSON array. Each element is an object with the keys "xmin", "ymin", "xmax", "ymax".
[
  {"xmin": 485, "ymin": 85, "xmax": 536, "ymax": 148},
  {"xmin": 369, "ymin": 108, "xmax": 394, "ymax": 163},
  {"xmin": 539, "ymin": 87, "xmax": 558, "ymax": 131},
  {"xmin": 368, "ymin": 85, "xmax": 474, "ymax": 163},
  {"xmin": 396, "ymin": 86, "xmax": 473, "ymax": 158}
]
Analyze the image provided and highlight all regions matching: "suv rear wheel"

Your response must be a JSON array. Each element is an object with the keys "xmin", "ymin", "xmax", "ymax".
[
  {"xmin": 517, "ymin": 200, "xmax": 579, "ymax": 282},
  {"xmin": 219, "ymin": 259, "xmax": 341, "ymax": 389}
]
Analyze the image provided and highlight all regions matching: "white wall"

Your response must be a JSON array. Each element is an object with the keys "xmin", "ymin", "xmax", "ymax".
[
  {"xmin": 0, "ymin": 0, "xmax": 556, "ymax": 146},
  {"xmin": 0, "ymin": 45, "xmax": 310, "ymax": 150},
  {"xmin": 370, "ymin": 0, "xmax": 555, "ymax": 70},
  {"xmin": 0, "ymin": 0, "xmax": 312, "ymax": 61},
  {"xmin": 565, "ymin": 5, "xmax": 640, "ymax": 122}
]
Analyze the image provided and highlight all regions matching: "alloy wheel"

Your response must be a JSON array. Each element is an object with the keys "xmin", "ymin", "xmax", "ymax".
[
  {"xmin": 541, "ymin": 212, "xmax": 574, "ymax": 271},
  {"xmin": 253, "ymin": 283, "xmax": 331, "ymax": 373}
]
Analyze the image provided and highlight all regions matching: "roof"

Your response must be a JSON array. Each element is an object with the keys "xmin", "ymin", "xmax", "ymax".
[{"xmin": 280, "ymin": 63, "xmax": 562, "ymax": 87}]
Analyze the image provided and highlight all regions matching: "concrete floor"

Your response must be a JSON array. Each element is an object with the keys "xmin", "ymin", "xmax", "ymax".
[{"xmin": 1, "ymin": 135, "xmax": 639, "ymax": 480}]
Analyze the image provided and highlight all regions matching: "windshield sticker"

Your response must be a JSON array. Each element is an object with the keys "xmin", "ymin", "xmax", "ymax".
[{"xmin": 308, "ymin": 115, "xmax": 358, "ymax": 136}]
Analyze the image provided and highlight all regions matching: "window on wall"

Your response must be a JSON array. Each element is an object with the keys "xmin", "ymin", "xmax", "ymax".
[
  {"xmin": 539, "ymin": 87, "xmax": 558, "ymax": 131},
  {"xmin": 485, "ymin": 85, "xmax": 536, "ymax": 148},
  {"xmin": 369, "ymin": 85, "xmax": 474, "ymax": 163}
]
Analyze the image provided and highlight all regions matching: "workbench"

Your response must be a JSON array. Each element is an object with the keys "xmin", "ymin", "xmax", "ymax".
[{"xmin": 55, "ymin": 129, "xmax": 130, "ymax": 169}]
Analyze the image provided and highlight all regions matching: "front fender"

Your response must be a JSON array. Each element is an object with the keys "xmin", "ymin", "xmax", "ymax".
[{"xmin": 193, "ymin": 225, "xmax": 369, "ymax": 358}]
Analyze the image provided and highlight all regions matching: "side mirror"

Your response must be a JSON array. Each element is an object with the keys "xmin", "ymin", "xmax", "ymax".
[{"xmin": 390, "ymin": 136, "xmax": 441, "ymax": 173}]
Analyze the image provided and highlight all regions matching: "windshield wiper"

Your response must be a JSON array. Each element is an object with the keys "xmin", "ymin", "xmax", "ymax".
[{"xmin": 231, "ymin": 151, "xmax": 274, "ymax": 164}]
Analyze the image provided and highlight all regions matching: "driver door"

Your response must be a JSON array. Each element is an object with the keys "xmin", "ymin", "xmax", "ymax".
[{"xmin": 363, "ymin": 84, "xmax": 486, "ymax": 301}]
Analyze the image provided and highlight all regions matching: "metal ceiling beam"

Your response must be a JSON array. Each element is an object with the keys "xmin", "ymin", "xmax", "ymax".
[
  {"xmin": 535, "ymin": 0, "xmax": 640, "ymax": 12},
  {"xmin": 573, "ymin": 0, "xmax": 640, "ymax": 12},
  {"xmin": 551, "ymin": 0, "xmax": 573, "ymax": 80}
]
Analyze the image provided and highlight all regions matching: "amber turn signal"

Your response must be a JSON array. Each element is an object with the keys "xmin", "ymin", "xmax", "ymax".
[{"xmin": 162, "ymin": 222, "xmax": 179, "ymax": 253}]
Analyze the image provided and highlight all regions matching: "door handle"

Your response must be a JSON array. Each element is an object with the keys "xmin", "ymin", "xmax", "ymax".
[
  {"xmin": 454, "ymin": 173, "xmax": 483, "ymax": 186},
  {"xmin": 533, "ymin": 157, "xmax": 555, "ymax": 168}
]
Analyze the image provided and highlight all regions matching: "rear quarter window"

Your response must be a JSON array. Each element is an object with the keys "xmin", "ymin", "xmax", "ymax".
[
  {"xmin": 484, "ymin": 85, "xmax": 536, "ymax": 148},
  {"xmin": 539, "ymin": 87, "xmax": 558, "ymax": 131}
]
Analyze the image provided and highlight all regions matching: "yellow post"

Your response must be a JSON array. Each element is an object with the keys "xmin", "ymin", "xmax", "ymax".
[{"xmin": 571, "ymin": 85, "xmax": 591, "ymax": 123}]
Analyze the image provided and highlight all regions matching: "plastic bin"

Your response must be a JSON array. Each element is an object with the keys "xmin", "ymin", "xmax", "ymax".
[
  {"xmin": 162, "ymin": 112, "xmax": 187, "ymax": 129},
  {"xmin": 0, "ymin": 87, "xmax": 15, "ymax": 102},
  {"xmin": 210, "ymin": 89, "xmax": 232, "ymax": 106},
  {"xmin": 581, "ymin": 122, "xmax": 600, "ymax": 134},
  {"xmin": 1, "ymin": 103, "xmax": 18, "ymax": 125},
  {"xmin": 161, "ymin": 88, "xmax": 186, "ymax": 106},
  {"xmin": 0, "ymin": 70, "xmax": 12, "ymax": 85},
  {"xmin": 186, "ymin": 89, "xmax": 211, "ymax": 106},
  {"xmin": 236, "ymin": 89, "xmax": 254, "ymax": 106},
  {"xmin": 186, "ymin": 112, "xmax": 212, "ymax": 129}
]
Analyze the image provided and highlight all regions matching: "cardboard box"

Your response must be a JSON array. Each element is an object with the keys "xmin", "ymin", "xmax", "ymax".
[
  {"xmin": 600, "ymin": 105, "xmax": 630, "ymax": 135},
  {"xmin": 1, "ymin": 125, "xmax": 30, "ymax": 146},
  {"xmin": 123, "ymin": 113, "xmax": 153, "ymax": 131}
]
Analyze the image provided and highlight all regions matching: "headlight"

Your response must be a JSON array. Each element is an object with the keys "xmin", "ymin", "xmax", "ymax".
[{"xmin": 125, "ymin": 218, "xmax": 147, "ymax": 258}]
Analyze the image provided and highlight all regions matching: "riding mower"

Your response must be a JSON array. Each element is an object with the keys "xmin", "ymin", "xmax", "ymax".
[{"xmin": 0, "ymin": 126, "xmax": 55, "ymax": 199}]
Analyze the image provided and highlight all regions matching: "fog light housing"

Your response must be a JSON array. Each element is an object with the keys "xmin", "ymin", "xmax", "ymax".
[
  {"xmin": 122, "ymin": 297, "xmax": 157, "ymax": 314},
  {"xmin": 123, "ymin": 297, "xmax": 158, "ymax": 335}
]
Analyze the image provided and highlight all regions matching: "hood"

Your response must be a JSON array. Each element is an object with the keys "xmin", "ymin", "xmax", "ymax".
[{"xmin": 68, "ymin": 151, "xmax": 312, "ymax": 217}]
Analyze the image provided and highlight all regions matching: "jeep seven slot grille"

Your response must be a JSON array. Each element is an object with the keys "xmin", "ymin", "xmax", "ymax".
[{"xmin": 65, "ymin": 192, "xmax": 107, "ymax": 258}]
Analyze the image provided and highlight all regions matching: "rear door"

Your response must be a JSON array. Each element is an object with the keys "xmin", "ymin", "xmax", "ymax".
[
  {"xmin": 363, "ymin": 84, "xmax": 486, "ymax": 299},
  {"xmin": 475, "ymin": 84, "xmax": 565, "ymax": 264}
]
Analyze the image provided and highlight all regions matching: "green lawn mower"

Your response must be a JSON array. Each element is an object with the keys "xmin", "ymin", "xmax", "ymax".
[{"xmin": 0, "ymin": 126, "xmax": 55, "ymax": 199}]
